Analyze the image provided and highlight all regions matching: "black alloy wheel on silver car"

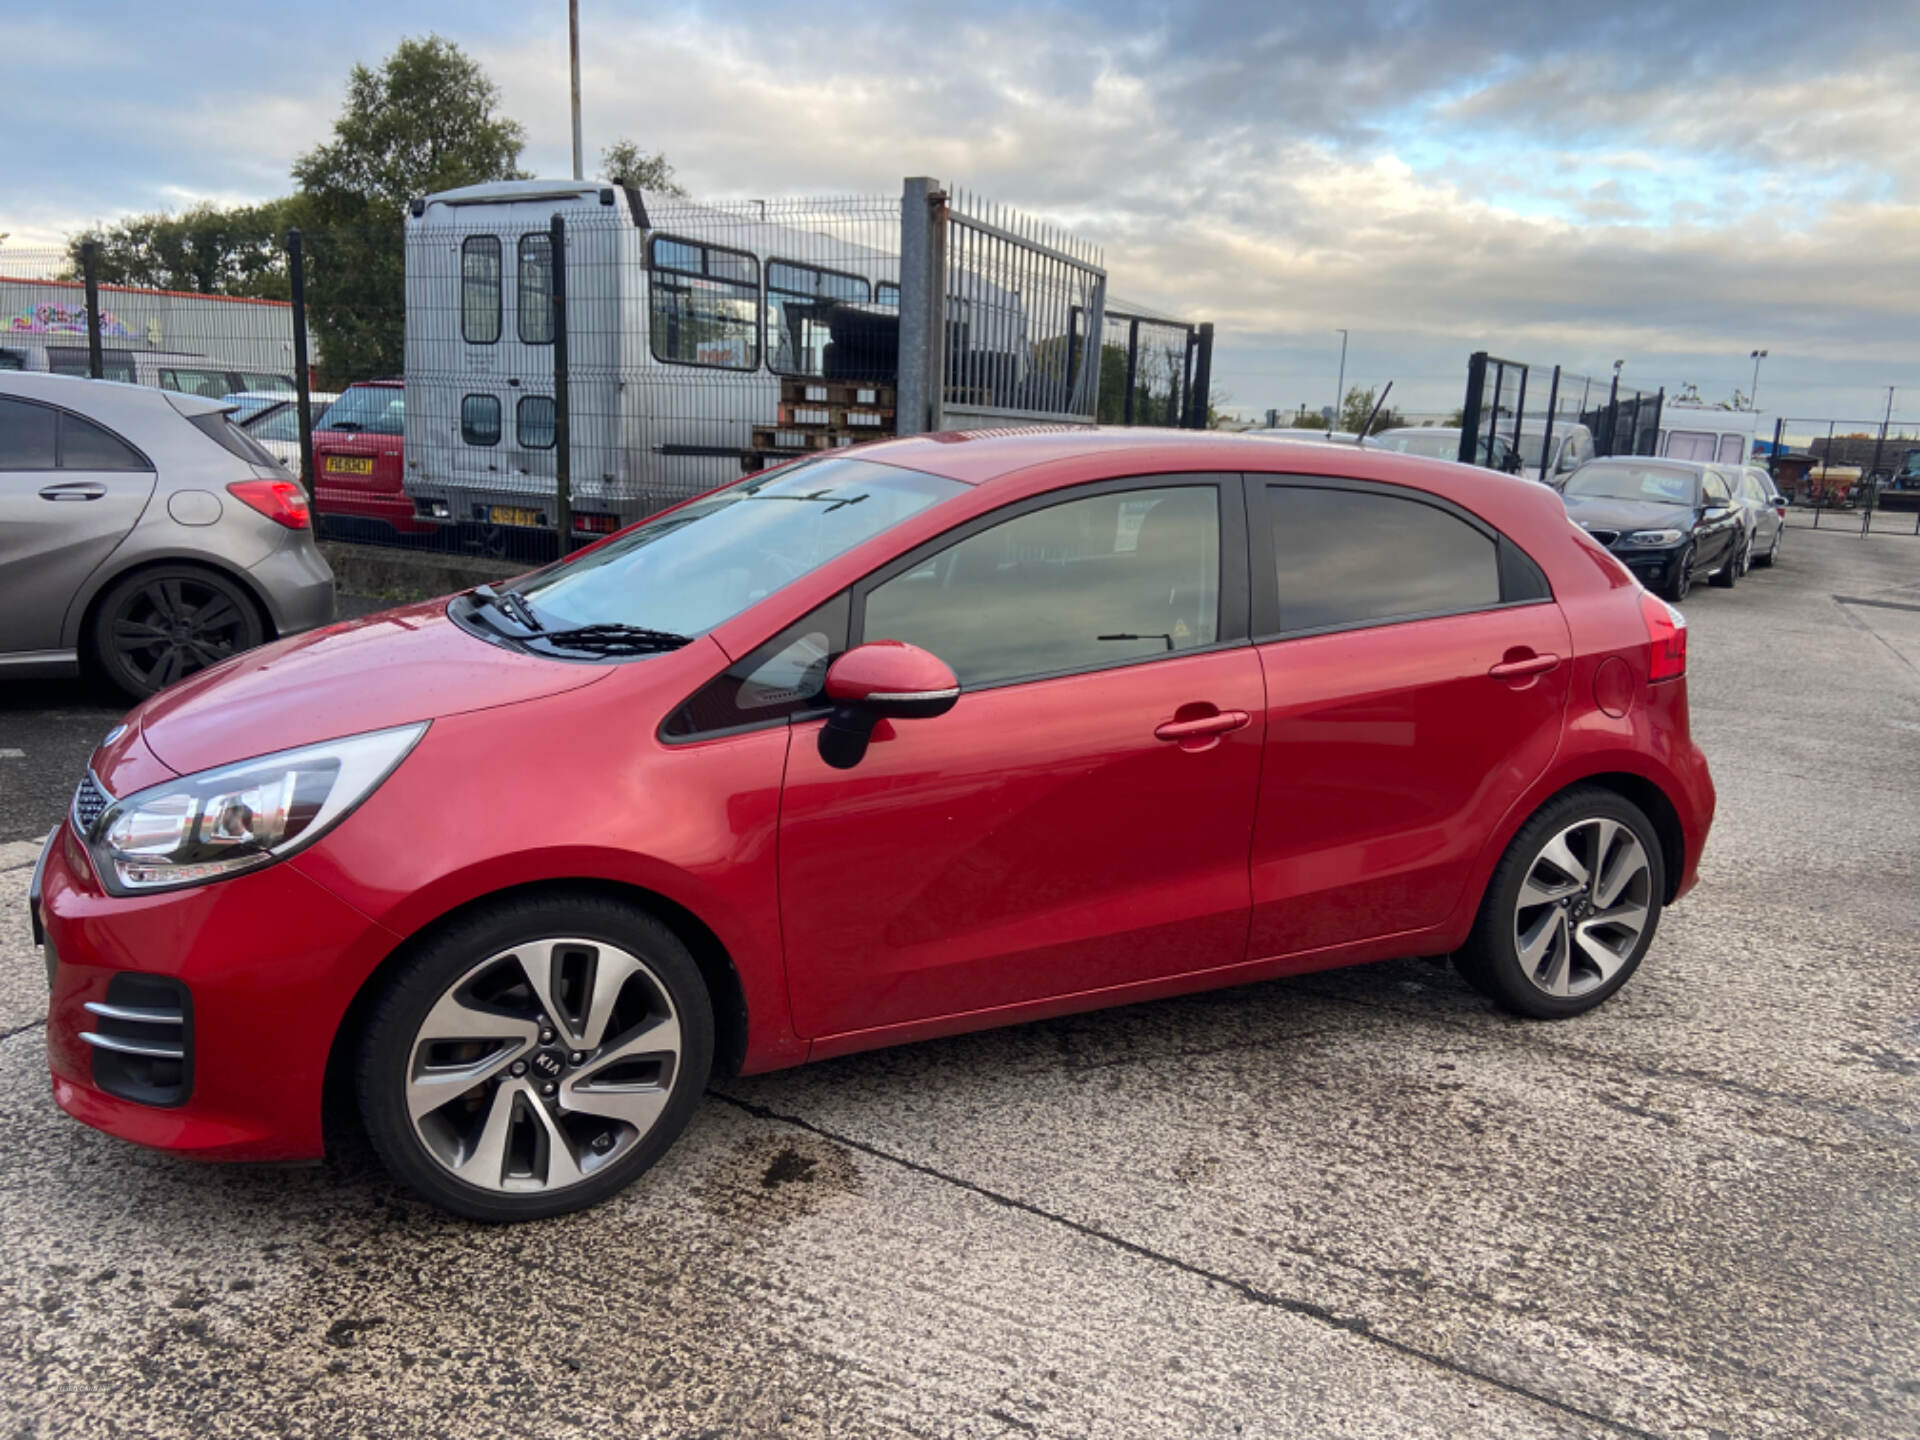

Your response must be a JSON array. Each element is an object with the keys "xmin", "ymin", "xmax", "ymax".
[
  {"xmin": 1454, "ymin": 787, "xmax": 1666, "ymax": 1019},
  {"xmin": 357, "ymin": 894, "xmax": 714, "ymax": 1222},
  {"xmin": 91, "ymin": 564, "xmax": 265, "ymax": 699}
]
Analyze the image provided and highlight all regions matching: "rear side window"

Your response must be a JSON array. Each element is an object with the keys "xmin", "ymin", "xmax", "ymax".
[
  {"xmin": 158, "ymin": 367, "xmax": 234, "ymax": 398},
  {"xmin": 59, "ymin": 411, "xmax": 148, "ymax": 470},
  {"xmin": 189, "ymin": 410, "xmax": 280, "ymax": 468},
  {"xmin": 1265, "ymin": 485, "xmax": 1501, "ymax": 634},
  {"xmin": 0, "ymin": 396, "xmax": 57, "ymax": 468},
  {"xmin": 462, "ymin": 394, "xmax": 501, "ymax": 446},
  {"xmin": 649, "ymin": 235, "xmax": 759, "ymax": 370},
  {"xmin": 462, "ymin": 236, "xmax": 502, "ymax": 344},
  {"xmin": 1718, "ymin": 435, "xmax": 1746, "ymax": 465}
]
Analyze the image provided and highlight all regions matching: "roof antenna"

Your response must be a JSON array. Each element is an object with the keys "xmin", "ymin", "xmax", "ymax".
[{"xmin": 1356, "ymin": 381, "xmax": 1393, "ymax": 443}]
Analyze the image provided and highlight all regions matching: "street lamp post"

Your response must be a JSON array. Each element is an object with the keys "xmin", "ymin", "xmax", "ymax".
[
  {"xmin": 1333, "ymin": 329, "xmax": 1348, "ymax": 432},
  {"xmin": 1749, "ymin": 349, "xmax": 1768, "ymax": 411},
  {"xmin": 569, "ymin": 0, "xmax": 584, "ymax": 181}
]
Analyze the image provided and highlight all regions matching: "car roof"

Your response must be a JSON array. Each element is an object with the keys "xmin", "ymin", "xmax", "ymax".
[
  {"xmin": 0, "ymin": 370, "xmax": 227, "ymax": 418},
  {"xmin": 344, "ymin": 379, "xmax": 404, "ymax": 390}
]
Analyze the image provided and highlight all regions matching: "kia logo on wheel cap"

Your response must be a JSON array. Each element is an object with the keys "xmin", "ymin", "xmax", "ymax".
[{"xmin": 531, "ymin": 1051, "xmax": 564, "ymax": 1078}]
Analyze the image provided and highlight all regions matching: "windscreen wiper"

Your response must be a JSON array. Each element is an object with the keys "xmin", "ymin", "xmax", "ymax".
[{"xmin": 530, "ymin": 623, "xmax": 693, "ymax": 656}]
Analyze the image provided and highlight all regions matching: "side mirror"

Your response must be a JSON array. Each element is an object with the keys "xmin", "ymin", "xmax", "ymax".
[{"xmin": 818, "ymin": 640, "xmax": 959, "ymax": 770}]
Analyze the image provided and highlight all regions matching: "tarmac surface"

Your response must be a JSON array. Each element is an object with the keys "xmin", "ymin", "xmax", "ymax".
[{"xmin": 1, "ymin": 523, "xmax": 1916, "ymax": 1439}]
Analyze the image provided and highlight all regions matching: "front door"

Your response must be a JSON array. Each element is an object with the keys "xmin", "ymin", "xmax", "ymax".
[
  {"xmin": 0, "ymin": 396, "xmax": 154, "ymax": 654},
  {"xmin": 1245, "ymin": 477, "xmax": 1571, "ymax": 959},
  {"xmin": 777, "ymin": 477, "xmax": 1265, "ymax": 1040}
]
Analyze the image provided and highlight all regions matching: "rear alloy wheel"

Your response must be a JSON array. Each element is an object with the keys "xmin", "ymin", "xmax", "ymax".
[
  {"xmin": 1455, "ymin": 788, "xmax": 1665, "ymax": 1019},
  {"xmin": 1710, "ymin": 536, "xmax": 1742, "ymax": 588},
  {"xmin": 1754, "ymin": 525, "xmax": 1780, "ymax": 568},
  {"xmin": 358, "ymin": 896, "xmax": 713, "ymax": 1221},
  {"xmin": 91, "ymin": 565, "xmax": 264, "ymax": 699}
]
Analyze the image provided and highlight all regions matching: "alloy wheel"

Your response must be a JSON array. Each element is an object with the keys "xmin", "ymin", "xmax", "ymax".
[
  {"xmin": 109, "ymin": 575, "xmax": 255, "ymax": 691},
  {"xmin": 1511, "ymin": 818, "xmax": 1653, "ymax": 998},
  {"xmin": 405, "ymin": 938, "xmax": 682, "ymax": 1194}
]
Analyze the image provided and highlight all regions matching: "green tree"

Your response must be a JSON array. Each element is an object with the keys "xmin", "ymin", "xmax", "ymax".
[
  {"xmin": 599, "ymin": 140, "xmax": 686, "ymax": 196},
  {"xmin": 292, "ymin": 35, "xmax": 526, "ymax": 382},
  {"xmin": 1340, "ymin": 385, "xmax": 1402, "ymax": 435},
  {"xmin": 1291, "ymin": 408, "xmax": 1328, "ymax": 430},
  {"xmin": 69, "ymin": 200, "xmax": 296, "ymax": 298}
]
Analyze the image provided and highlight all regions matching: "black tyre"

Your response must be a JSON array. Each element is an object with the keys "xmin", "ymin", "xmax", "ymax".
[
  {"xmin": 1658, "ymin": 545, "xmax": 1693, "ymax": 602},
  {"xmin": 1454, "ymin": 787, "xmax": 1666, "ymax": 1020},
  {"xmin": 90, "ymin": 564, "xmax": 266, "ymax": 699},
  {"xmin": 356, "ymin": 893, "xmax": 714, "ymax": 1222},
  {"xmin": 1709, "ymin": 536, "xmax": 1742, "ymax": 588},
  {"xmin": 1753, "ymin": 525, "xmax": 1780, "ymax": 568}
]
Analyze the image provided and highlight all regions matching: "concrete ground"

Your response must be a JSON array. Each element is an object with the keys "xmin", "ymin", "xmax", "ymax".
[{"xmin": 1, "ymin": 526, "xmax": 1916, "ymax": 1439}]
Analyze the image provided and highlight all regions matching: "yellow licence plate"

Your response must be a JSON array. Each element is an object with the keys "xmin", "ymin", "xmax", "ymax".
[
  {"xmin": 324, "ymin": 456, "xmax": 374, "ymax": 475},
  {"xmin": 489, "ymin": 506, "xmax": 541, "ymax": 527}
]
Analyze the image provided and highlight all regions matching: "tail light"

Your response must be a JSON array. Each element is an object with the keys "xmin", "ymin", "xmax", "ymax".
[
  {"xmin": 227, "ymin": 479, "xmax": 312, "ymax": 529},
  {"xmin": 572, "ymin": 511, "xmax": 620, "ymax": 535},
  {"xmin": 1639, "ymin": 590, "xmax": 1687, "ymax": 682}
]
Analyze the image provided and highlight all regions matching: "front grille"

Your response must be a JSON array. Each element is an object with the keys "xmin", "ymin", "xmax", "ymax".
[
  {"xmin": 81, "ymin": 974, "xmax": 193, "ymax": 1108},
  {"xmin": 72, "ymin": 772, "xmax": 111, "ymax": 837},
  {"xmin": 1586, "ymin": 529, "xmax": 1621, "ymax": 547}
]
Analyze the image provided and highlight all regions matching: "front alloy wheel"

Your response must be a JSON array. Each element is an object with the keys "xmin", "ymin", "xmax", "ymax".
[
  {"xmin": 92, "ymin": 565, "xmax": 264, "ymax": 699},
  {"xmin": 1455, "ymin": 788, "xmax": 1665, "ymax": 1018},
  {"xmin": 359, "ymin": 897, "xmax": 713, "ymax": 1220}
]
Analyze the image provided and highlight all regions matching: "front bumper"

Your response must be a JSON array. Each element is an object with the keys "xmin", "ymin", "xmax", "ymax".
[
  {"xmin": 40, "ymin": 820, "xmax": 398, "ymax": 1161},
  {"xmin": 1609, "ymin": 545, "xmax": 1683, "ymax": 589}
]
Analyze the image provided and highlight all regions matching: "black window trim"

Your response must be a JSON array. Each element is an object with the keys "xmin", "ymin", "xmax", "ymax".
[
  {"xmin": 461, "ymin": 234, "xmax": 503, "ymax": 347},
  {"xmin": 659, "ymin": 592, "xmax": 854, "ymax": 746},
  {"xmin": 656, "ymin": 472, "xmax": 1251, "ymax": 742},
  {"xmin": 1248, "ymin": 473, "xmax": 1551, "ymax": 644},
  {"xmin": 516, "ymin": 231, "xmax": 555, "ymax": 347},
  {"xmin": 461, "ymin": 392, "xmax": 502, "ymax": 447},
  {"xmin": 848, "ymin": 471, "xmax": 1251, "ymax": 696},
  {"xmin": 0, "ymin": 395, "xmax": 153, "ymax": 472},
  {"xmin": 647, "ymin": 232, "xmax": 762, "ymax": 372}
]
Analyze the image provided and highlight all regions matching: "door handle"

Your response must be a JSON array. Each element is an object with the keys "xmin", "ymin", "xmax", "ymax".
[
  {"xmin": 1154, "ymin": 710, "xmax": 1250, "ymax": 742},
  {"xmin": 39, "ymin": 482, "xmax": 107, "ymax": 501},
  {"xmin": 1488, "ymin": 652, "xmax": 1561, "ymax": 681}
]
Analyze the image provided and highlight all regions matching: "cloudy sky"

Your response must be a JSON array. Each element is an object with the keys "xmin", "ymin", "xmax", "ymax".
[{"xmin": 3, "ymin": 0, "xmax": 1916, "ymax": 427}]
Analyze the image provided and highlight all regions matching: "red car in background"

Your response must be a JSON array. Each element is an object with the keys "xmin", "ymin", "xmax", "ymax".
[
  {"xmin": 33, "ymin": 429, "xmax": 1714, "ymax": 1222},
  {"xmin": 311, "ymin": 380, "xmax": 434, "ymax": 539}
]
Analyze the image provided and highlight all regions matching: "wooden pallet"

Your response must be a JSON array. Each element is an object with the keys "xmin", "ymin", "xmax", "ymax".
[{"xmin": 779, "ymin": 378, "xmax": 897, "ymax": 409}]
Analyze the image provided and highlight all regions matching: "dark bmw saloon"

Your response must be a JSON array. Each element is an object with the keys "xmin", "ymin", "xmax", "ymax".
[{"xmin": 1557, "ymin": 458, "xmax": 1747, "ymax": 602}]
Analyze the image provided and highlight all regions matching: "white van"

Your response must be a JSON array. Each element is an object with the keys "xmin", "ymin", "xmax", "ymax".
[
  {"xmin": 1657, "ymin": 402, "xmax": 1758, "ymax": 467},
  {"xmin": 403, "ymin": 179, "xmax": 966, "ymax": 542}
]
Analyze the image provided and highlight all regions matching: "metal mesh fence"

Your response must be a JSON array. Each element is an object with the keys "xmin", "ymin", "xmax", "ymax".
[
  {"xmin": 7, "ymin": 180, "xmax": 1214, "ymax": 568},
  {"xmin": 1460, "ymin": 352, "xmax": 1663, "ymax": 481},
  {"xmin": 1766, "ymin": 416, "xmax": 1920, "ymax": 534}
]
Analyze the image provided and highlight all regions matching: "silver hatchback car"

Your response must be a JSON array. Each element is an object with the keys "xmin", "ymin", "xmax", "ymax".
[{"xmin": 0, "ymin": 373, "xmax": 335, "ymax": 698}]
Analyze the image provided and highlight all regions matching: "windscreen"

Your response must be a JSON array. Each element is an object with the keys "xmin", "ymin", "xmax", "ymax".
[
  {"xmin": 1375, "ymin": 430, "xmax": 1459, "ymax": 459},
  {"xmin": 517, "ymin": 456, "xmax": 965, "ymax": 637},
  {"xmin": 318, "ymin": 386, "xmax": 404, "ymax": 435},
  {"xmin": 1563, "ymin": 463, "xmax": 1699, "ymax": 505}
]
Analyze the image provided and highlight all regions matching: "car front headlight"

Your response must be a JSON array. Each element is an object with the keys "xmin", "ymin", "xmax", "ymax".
[
  {"xmin": 83, "ymin": 724, "xmax": 427, "ymax": 895},
  {"xmin": 1625, "ymin": 528, "xmax": 1685, "ymax": 545}
]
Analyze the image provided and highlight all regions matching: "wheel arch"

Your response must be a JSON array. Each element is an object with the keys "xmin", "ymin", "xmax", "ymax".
[
  {"xmin": 319, "ymin": 876, "xmax": 752, "ymax": 1158},
  {"xmin": 1574, "ymin": 771, "xmax": 1686, "ymax": 904},
  {"xmin": 71, "ymin": 551, "xmax": 279, "ymax": 667}
]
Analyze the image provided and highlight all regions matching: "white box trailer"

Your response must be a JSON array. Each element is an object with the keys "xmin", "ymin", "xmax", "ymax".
[{"xmin": 402, "ymin": 179, "xmax": 1034, "ymax": 543}]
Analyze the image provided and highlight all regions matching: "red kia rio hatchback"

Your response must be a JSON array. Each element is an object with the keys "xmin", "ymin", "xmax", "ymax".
[{"xmin": 33, "ymin": 430, "xmax": 1714, "ymax": 1220}]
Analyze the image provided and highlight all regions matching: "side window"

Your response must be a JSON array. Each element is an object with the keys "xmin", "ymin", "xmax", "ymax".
[
  {"xmin": 1703, "ymin": 471, "xmax": 1731, "ymax": 505},
  {"xmin": 648, "ymin": 235, "xmax": 760, "ymax": 369},
  {"xmin": 461, "ymin": 394, "xmax": 501, "ymax": 446},
  {"xmin": 0, "ymin": 396, "xmax": 57, "ymax": 468},
  {"xmin": 876, "ymin": 281, "xmax": 901, "ymax": 308},
  {"xmin": 767, "ymin": 259, "xmax": 870, "ymax": 377},
  {"xmin": 517, "ymin": 395, "xmax": 556, "ymax": 449},
  {"xmin": 462, "ymin": 235, "xmax": 502, "ymax": 344},
  {"xmin": 663, "ymin": 595, "xmax": 851, "ymax": 739},
  {"xmin": 252, "ymin": 407, "xmax": 301, "ymax": 444},
  {"xmin": 58, "ymin": 412, "xmax": 148, "ymax": 470},
  {"xmin": 1265, "ymin": 484, "xmax": 1501, "ymax": 634},
  {"xmin": 517, "ymin": 233, "xmax": 553, "ymax": 345},
  {"xmin": 1664, "ymin": 430, "xmax": 1717, "ymax": 462},
  {"xmin": 159, "ymin": 368, "xmax": 230, "ymax": 398},
  {"xmin": 1718, "ymin": 434, "xmax": 1746, "ymax": 466},
  {"xmin": 0, "ymin": 349, "xmax": 25, "ymax": 370},
  {"xmin": 862, "ymin": 485, "xmax": 1220, "ymax": 689}
]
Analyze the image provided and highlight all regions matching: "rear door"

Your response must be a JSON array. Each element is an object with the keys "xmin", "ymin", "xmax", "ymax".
[
  {"xmin": 0, "ymin": 397, "xmax": 154, "ymax": 654},
  {"xmin": 777, "ymin": 475, "xmax": 1265, "ymax": 1039},
  {"xmin": 1245, "ymin": 477, "xmax": 1570, "ymax": 959}
]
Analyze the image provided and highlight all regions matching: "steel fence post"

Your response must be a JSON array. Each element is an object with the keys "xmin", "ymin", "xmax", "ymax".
[
  {"xmin": 1510, "ymin": 365, "xmax": 1528, "ymax": 465},
  {"xmin": 284, "ymin": 228, "xmax": 317, "ymax": 500},
  {"xmin": 80, "ymin": 240, "xmax": 104, "ymax": 380},
  {"xmin": 1189, "ymin": 323, "xmax": 1214, "ymax": 429},
  {"xmin": 550, "ymin": 213, "xmax": 572, "ymax": 555},
  {"xmin": 1538, "ymin": 367, "xmax": 1561, "ymax": 482},
  {"xmin": 1769, "ymin": 418, "xmax": 1784, "ymax": 485},
  {"xmin": 896, "ymin": 177, "xmax": 947, "ymax": 435},
  {"xmin": 1122, "ymin": 317, "xmax": 1140, "ymax": 426},
  {"xmin": 1459, "ymin": 352, "xmax": 1487, "ymax": 464}
]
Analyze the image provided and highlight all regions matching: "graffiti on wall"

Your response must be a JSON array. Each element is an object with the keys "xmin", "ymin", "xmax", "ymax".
[{"xmin": 5, "ymin": 302, "xmax": 141, "ymax": 339}]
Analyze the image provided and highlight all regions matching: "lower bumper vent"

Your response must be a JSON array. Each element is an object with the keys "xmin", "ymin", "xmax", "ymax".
[{"xmin": 82, "ymin": 974, "xmax": 192, "ymax": 1108}]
